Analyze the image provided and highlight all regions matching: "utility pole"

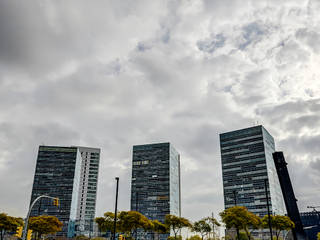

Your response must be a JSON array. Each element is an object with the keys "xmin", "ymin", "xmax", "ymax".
[
  {"xmin": 264, "ymin": 179, "xmax": 273, "ymax": 240},
  {"xmin": 113, "ymin": 177, "xmax": 119, "ymax": 240}
]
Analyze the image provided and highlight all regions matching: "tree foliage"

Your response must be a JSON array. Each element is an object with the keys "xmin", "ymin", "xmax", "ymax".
[
  {"xmin": 28, "ymin": 215, "xmax": 62, "ymax": 239},
  {"xmin": 165, "ymin": 214, "xmax": 192, "ymax": 240},
  {"xmin": 192, "ymin": 220, "xmax": 211, "ymax": 240},
  {"xmin": 262, "ymin": 215, "xmax": 295, "ymax": 240},
  {"xmin": 220, "ymin": 206, "xmax": 261, "ymax": 240},
  {"xmin": 203, "ymin": 216, "xmax": 220, "ymax": 238},
  {"xmin": 95, "ymin": 212, "xmax": 116, "ymax": 233},
  {"xmin": 152, "ymin": 220, "xmax": 168, "ymax": 234},
  {"xmin": 317, "ymin": 232, "xmax": 320, "ymax": 240},
  {"xmin": 118, "ymin": 211, "xmax": 153, "ymax": 234},
  {"xmin": 187, "ymin": 235, "xmax": 202, "ymax": 240},
  {"xmin": 0, "ymin": 213, "xmax": 24, "ymax": 240}
]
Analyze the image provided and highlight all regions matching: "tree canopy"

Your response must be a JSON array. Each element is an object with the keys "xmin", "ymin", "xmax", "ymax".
[
  {"xmin": 192, "ymin": 219, "xmax": 211, "ymax": 240},
  {"xmin": 95, "ymin": 212, "xmax": 116, "ymax": 233},
  {"xmin": 0, "ymin": 213, "xmax": 24, "ymax": 240},
  {"xmin": 187, "ymin": 235, "xmax": 202, "ymax": 240},
  {"xmin": 118, "ymin": 211, "xmax": 153, "ymax": 234},
  {"xmin": 152, "ymin": 219, "xmax": 168, "ymax": 234},
  {"xmin": 220, "ymin": 206, "xmax": 261, "ymax": 240},
  {"xmin": 262, "ymin": 215, "xmax": 295, "ymax": 240},
  {"xmin": 28, "ymin": 215, "xmax": 62, "ymax": 239},
  {"xmin": 165, "ymin": 214, "xmax": 192, "ymax": 240}
]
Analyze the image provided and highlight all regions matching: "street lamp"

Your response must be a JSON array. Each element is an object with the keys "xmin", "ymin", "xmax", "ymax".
[
  {"xmin": 113, "ymin": 177, "xmax": 119, "ymax": 240},
  {"xmin": 264, "ymin": 179, "xmax": 273, "ymax": 240}
]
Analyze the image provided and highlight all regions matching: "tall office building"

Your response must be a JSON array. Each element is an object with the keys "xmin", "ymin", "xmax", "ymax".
[
  {"xmin": 29, "ymin": 146, "xmax": 100, "ymax": 237},
  {"xmin": 219, "ymin": 126, "xmax": 286, "ymax": 218},
  {"xmin": 131, "ymin": 142, "xmax": 181, "ymax": 239}
]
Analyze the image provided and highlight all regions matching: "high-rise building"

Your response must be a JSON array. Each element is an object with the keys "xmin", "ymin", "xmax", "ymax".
[
  {"xmin": 219, "ymin": 126, "xmax": 286, "ymax": 218},
  {"xmin": 130, "ymin": 142, "xmax": 181, "ymax": 239},
  {"xmin": 29, "ymin": 146, "xmax": 100, "ymax": 238}
]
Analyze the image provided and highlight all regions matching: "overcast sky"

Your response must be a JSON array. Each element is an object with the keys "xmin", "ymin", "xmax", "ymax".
[{"xmin": 1, "ymin": 0, "xmax": 320, "ymax": 225}]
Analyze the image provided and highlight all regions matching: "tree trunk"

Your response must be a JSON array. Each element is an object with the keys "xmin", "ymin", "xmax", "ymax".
[
  {"xmin": 236, "ymin": 228, "xmax": 240, "ymax": 240},
  {"xmin": 1, "ymin": 229, "xmax": 3, "ymax": 240}
]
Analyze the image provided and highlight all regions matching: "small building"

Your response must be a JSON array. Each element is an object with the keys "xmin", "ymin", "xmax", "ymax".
[{"xmin": 300, "ymin": 211, "xmax": 320, "ymax": 240}]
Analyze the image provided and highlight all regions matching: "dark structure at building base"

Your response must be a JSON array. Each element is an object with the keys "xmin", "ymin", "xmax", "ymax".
[
  {"xmin": 273, "ymin": 152, "xmax": 307, "ymax": 240},
  {"xmin": 301, "ymin": 211, "xmax": 320, "ymax": 240}
]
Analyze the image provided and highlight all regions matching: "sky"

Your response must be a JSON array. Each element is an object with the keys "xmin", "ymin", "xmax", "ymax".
[{"xmin": 1, "ymin": 0, "xmax": 320, "ymax": 227}]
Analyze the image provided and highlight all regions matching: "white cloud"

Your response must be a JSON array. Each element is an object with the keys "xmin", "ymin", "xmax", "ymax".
[{"xmin": 0, "ymin": 0, "xmax": 320, "ymax": 221}]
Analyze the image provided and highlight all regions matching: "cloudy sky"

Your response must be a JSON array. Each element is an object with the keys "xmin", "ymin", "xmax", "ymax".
[{"xmin": 1, "ymin": 0, "xmax": 320, "ymax": 225}]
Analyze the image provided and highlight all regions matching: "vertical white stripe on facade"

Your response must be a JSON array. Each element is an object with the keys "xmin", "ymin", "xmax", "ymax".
[{"xmin": 70, "ymin": 149, "xmax": 82, "ymax": 220}]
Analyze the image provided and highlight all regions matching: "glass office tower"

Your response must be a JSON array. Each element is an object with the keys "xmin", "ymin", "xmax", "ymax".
[
  {"xmin": 131, "ymin": 142, "xmax": 181, "ymax": 240},
  {"xmin": 29, "ymin": 146, "xmax": 100, "ymax": 237},
  {"xmin": 220, "ymin": 126, "xmax": 286, "ymax": 217}
]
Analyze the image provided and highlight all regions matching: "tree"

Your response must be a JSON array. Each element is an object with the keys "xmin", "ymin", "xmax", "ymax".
[
  {"xmin": 262, "ymin": 215, "xmax": 295, "ymax": 240},
  {"xmin": 192, "ymin": 220, "xmax": 212, "ymax": 240},
  {"xmin": 188, "ymin": 235, "xmax": 202, "ymax": 240},
  {"xmin": 204, "ymin": 217, "xmax": 220, "ymax": 239},
  {"xmin": 152, "ymin": 220, "xmax": 168, "ymax": 240},
  {"xmin": 220, "ymin": 206, "xmax": 261, "ymax": 240},
  {"xmin": 317, "ymin": 232, "xmax": 320, "ymax": 240},
  {"xmin": 95, "ymin": 212, "xmax": 116, "ymax": 234},
  {"xmin": 165, "ymin": 214, "xmax": 192, "ymax": 240},
  {"xmin": 28, "ymin": 215, "xmax": 62, "ymax": 239},
  {"xmin": 118, "ymin": 211, "xmax": 153, "ymax": 238},
  {"xmin": 0, "ymin": 213, "xmax": 23, "ymax": 240}
]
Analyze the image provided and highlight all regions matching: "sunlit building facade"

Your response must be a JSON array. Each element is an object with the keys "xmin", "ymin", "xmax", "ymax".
[
  {"xmin": 29, "ymin": 145, "xmax": 100, "ymax": 237},
  {"xmin": 131, "ymin": 142, "xmax": 181, "ymax": 240}
]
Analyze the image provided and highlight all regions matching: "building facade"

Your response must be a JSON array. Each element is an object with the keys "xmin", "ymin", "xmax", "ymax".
[
  {"xmin": 220, "ymin": 126, "xmax": 286, "ymax": 218},
  {"xmin": 130, "ymin": 142, "xmax": 181, "ymax": 239},
  {"xmin": 29, "ymin": 145, "xmax": 100, "ymax": 237}
]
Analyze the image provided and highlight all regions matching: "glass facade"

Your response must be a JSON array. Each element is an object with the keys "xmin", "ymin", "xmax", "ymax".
[
  {"xmin": 29, "ymin": 146, "xmax": 100, "ymax": 237},
  {"xmin": 131, "ymin": 142, "xmax": 181, "ymax": 240},
  {"xmin": 220, "ymin": 126, "xmax": 286, "ymax": 217}
]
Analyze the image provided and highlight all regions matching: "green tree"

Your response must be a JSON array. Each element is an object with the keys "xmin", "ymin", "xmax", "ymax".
[
  {"xmin": 95, "ymin": 212, "xmax": 116, "ymax": 235},
  {"xmin": 220, "ymin": 206, "xmax": 261, "ymax": 240},
  {"xmin": 0, "ymin": 213, "xmax": 23, "ymax": 240},
  {"xmin": 317, "ymin": 232, "xmax": 320, "ymax": 240},
  {"xmin": 164, "ymin": 214, "xmax": 192, "ymax": 240},
  {"xmin": 262, "ymin": 215, "xmax": 294, "ymax": 240},
  {"xmin": 28, "ymin": 215, "xmax": 62, "ymax": 239},
  {"xmin": 192, "ymin": 220, "xmax": 212, "ymax": 240},
  {"xmin": 152, "ymin": 220, "xmax": 168, "ymax": 240},
  {"xmin": 118, "ymin": 211, "xmax": 153, "ymax": 238},
  {"xmin": 187, "ymin": 235, "xmax": 202, "ymax": 240},
  {"xmin": 204, "ymin": 217, "xmax": 221, "ymax": 239}
]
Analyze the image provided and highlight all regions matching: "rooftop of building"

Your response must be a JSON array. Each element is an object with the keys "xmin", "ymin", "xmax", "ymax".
[{"xmin": 219, "ymin": 125, "xmax": 273, "ymax": 140}]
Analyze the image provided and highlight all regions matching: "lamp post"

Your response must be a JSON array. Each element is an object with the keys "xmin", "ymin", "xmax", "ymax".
[
  {"xmin": 264, "ymin": 179, "xmax": 273, "ymax": 240},
  {"xmin": 113, "ymin": 177, "xmax": 119, "ymax": 240},
  {"xmin": 22, "ymin": 195, "xmax": 59, "ymax": 240}
]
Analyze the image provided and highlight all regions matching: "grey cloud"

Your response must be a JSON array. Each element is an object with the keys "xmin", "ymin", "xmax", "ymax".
[
  {"xmin": 1, "ymin": 0, "xmax": 320, "ymax": 222},
  {"xmin": 197, "ymin": 34, "xmax": 226, "ymax": 53},
  {"xmin": 296, "ymin": 28, "xmax": 320, "ymax": 53},
  {"xmin": 239, "ymin": 22, "xmax": 266, "ymax": 49}
]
